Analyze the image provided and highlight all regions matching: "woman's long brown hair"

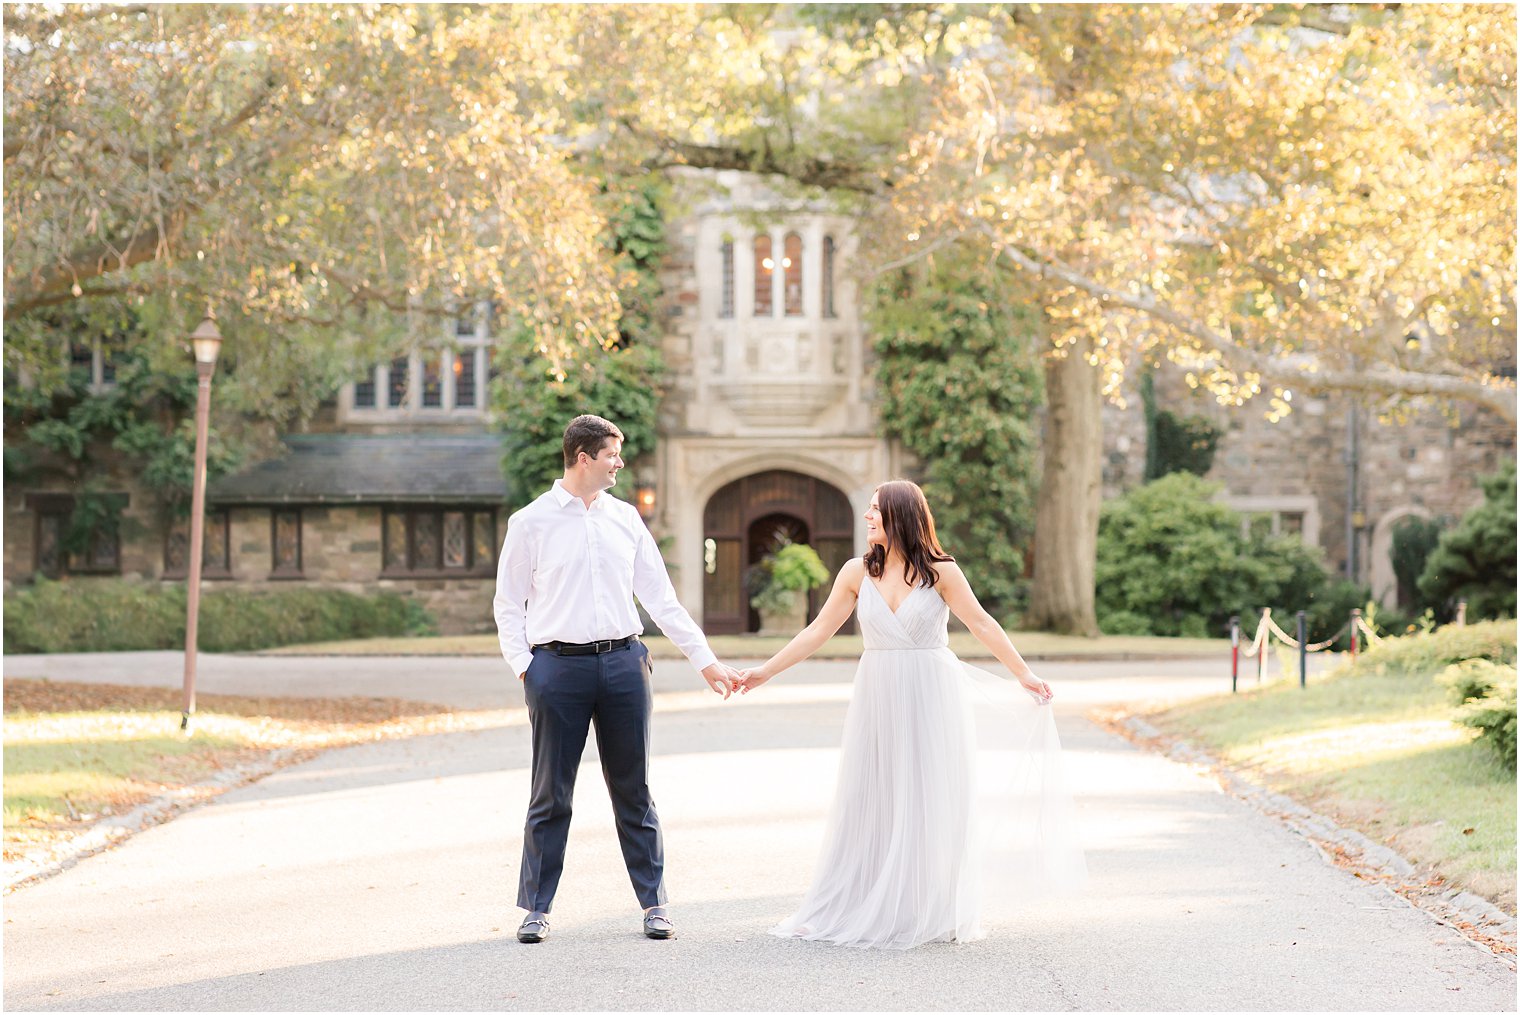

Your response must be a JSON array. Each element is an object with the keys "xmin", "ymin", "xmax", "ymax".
[{"xmin": 863, "ymin": 480, "xmax": 954, "ymax": 588}]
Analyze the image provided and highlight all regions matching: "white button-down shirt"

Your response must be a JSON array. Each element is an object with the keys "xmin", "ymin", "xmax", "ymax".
[{"xmin": 493, "ymin": 480, "xmax": 718, "ymax": 677}]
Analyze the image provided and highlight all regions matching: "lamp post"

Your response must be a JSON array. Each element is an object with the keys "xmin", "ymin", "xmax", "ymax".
[{"xmin": 181, "ymin": 316, "xmax": 223, "ymax": 732}]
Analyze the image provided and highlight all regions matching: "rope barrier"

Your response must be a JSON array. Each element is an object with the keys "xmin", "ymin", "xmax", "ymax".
[
  {"xmin": 1231, "ymin": 606, "xmax": 1379, "ymax": 692},
  {"xmin": 1242, "ymin": 610, "xmax": 1355, "ymax": 654},
  {"xmin": 1354, "ymin": 616, "xmax": 1384, "ymax": 645},
  {"xmin": 1238, "ymin": 610, "xmax": 1271, "ymax": 658}
]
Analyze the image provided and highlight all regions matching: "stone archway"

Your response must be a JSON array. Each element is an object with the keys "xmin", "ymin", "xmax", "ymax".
[{"xmin": 701, "ymin": 470, "xmax": 855, "ymax": 634}]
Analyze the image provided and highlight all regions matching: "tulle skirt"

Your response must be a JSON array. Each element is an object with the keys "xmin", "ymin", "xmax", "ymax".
[{"xmin": 771, "ymin": 645, "xmax": 1087, "ymax": 949}]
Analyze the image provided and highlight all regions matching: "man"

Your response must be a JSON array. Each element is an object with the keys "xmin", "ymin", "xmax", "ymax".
[{"xmin": 494, "ymin": 414, "xmax": 739, "ymax": 944}]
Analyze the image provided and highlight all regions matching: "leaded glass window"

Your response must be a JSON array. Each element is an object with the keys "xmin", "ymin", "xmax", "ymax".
[
  {"xmin": 381, "ymin": 506, "xmax": 497, "ymax": 575},
  {"xmin": 783, "ymin": 233, "xmax": 803, "ymax": 316},
  {"xmin": 455, "ymin": 351, "xmax": 477, "ymax": 408},
  {"xmin": 31, "ymin": 494, "xmax": 122, "ymax": 576},
  {"xmin": 413, "ymin": 511, "xmax": 441, "ymax": 568},
  {"xmin": 36, "ymin": 512, "xmax": 62, "ymax": 577},
  {"xmin": 822, "ymin": 235, "xmax": 837, "ymax": 318},
  {"xmin": 442, "ymin": 511, "xmax": 467, "ymax": 568},
  {"xmin": 164, "ymin": 511, "xmax": 231, "ymax": 577},
  {"xmin": 471, "ymin": 511, "xmax": 495, "ymax": 566},
  {"xmin": 421, "ymin": 356, "xmax": 444, "ymax": 408},
  {"xmin": 272, "ymin": 510, "xmax": 303, "ymax": 576},
  {"xmin": 354, "ymin": 369, "xmax": 377, "ymax": 408},
  {"xmin": 720, "ymin": 239, "xmax": 735, "ymax": 318},
  {"xmin": 753, "ymin": 235, "xmax": 773, "ymax": 316},
  {"xmin": 387, "ymin": 357, "xmax": 409, "ymax": 408},
  {"xmin": 383, "ymin": 512, "xmax": 408, "ymax": 571}
]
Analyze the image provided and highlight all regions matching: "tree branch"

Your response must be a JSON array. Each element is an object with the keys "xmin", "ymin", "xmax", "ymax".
[
  {"xmin": 984, "ymin": 225, "xmax": 1516, "ymax": 422},
  {"xmin": 2, "ymin": 4, "xmax": 152, "ymax": 39},
  {"xmin": 621, "ymin": 120, "xmax": 888, "ymax": 194},
  {"xmin": 1251, "ymin": 4, "xmax": 1398, "ymax": 37},
  {"xmin": 7, "ymin": 211, "xmax": 188, "ymax": 316}
]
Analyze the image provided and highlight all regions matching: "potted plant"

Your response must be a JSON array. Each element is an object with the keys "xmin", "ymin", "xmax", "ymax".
[{"xmin": 748, "ymin": 541, "xmax": 830, "ymax": 635}]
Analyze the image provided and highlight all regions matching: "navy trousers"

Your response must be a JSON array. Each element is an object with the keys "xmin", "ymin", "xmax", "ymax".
[{"xmin": 518, "ymin": 639, "xmax": 667, "ymax": 912}]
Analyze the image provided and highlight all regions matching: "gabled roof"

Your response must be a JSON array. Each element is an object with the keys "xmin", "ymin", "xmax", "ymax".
[{"xmin": 209, "ymin": 434, "xmax": 507, "ymax": 505}]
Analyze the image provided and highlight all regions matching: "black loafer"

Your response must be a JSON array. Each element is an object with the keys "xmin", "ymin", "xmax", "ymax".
[
  {"xmin": 643, "ymin": 906, "xmax": 675, "ymax": 940},
  {"xmin": 517, "ymin": 911, "xmax": 550, "ymax": 944}
]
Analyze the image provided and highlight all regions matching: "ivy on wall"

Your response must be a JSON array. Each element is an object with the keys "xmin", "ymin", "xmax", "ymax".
[
  {"xmin": 493, "ymin": 182, "xmax": 668, "ymax": 512},
  {"xmin": 4, "ymin": 306, "xmax": 247, "ymax": 544},
  {"xmin": 1140, "ymin": 370, "xmax": 1222, "ymax": 480},
  {"xmin": 868, "ymin": 252, "xmax": 1044, "ymax": 620}
]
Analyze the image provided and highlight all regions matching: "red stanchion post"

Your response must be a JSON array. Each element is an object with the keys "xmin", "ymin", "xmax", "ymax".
[
  {"xmin": 1230, "ymin": 615, "xmax": 1240, "ymax": 693},
  {"xmin": 1350, "ymin": 608, "xmax": 1361, "ymax": 665}
]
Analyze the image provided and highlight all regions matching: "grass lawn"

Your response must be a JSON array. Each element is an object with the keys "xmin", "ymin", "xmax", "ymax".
[
  {"xmin": 3, "ymin": 680, "xmax": 508, "ymax": 865},
  {"xmin": 1144, "ymin": 666, "xmax": 1516, "ymax": 913},
  {"xmin": 261, "ymin": 630, "xmax": 1228, "ymax": 660}
]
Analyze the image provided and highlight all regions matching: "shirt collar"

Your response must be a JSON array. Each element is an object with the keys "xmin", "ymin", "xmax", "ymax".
[{"xmin": 551, "ymin": 479, "xmax": 608, "ymax": 511}]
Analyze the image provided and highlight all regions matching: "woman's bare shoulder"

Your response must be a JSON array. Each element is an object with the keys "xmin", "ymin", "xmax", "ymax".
[{"xmin": 930, "ymin": 559, "xmax": 967, "ymax": 583}]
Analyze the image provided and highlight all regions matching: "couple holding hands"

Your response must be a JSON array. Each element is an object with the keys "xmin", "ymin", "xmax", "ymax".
[{"xmin": 493, "ymin": 414, "xmax": 1084, "ymax": 951}]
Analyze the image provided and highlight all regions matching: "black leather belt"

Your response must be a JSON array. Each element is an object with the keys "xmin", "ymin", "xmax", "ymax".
[{"xmin": 534, "ymin": 636, "xmax": 638, "ymax": 656}]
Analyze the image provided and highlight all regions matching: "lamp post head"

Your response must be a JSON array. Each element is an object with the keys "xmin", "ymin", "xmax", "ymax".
[{"xmin": 190, "ymin": 317, "xmax": 223, "ymax": 366}]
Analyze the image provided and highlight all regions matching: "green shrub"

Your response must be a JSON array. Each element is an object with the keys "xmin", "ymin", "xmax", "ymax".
[
  {"xmin": 749, "ymin": 543, "xmax": 830, "ymax": 615},
  {"xmin": 1438, "ymin": 659, "xmax": 1518, "ymax": 770},
  {"xmin": 1096, "ymin": 473, "xmax": 1330, "ymax": 637},
  {"xmin": 1391, "ymin": 515, "xmax": 1445, "ymax": 615},
  {"xmin": 1300, "ymin": 580, "xmax": 1373, "ymax": 644},
  {"xmin": 1418, "ymin": 462, "xmax": 1517, "ymax": 622},
  {"xmin": 4, "ymin": 577, "xmax": 435, "ymax": 654},
  {"xmin": 1341, "ymin": 619, "xmax": 1517, "ymax": 679}
]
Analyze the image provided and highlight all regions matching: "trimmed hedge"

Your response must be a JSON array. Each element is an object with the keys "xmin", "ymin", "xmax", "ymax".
[
  {"xmin": 1439, "ymin": 659, "xmax": 1518, "ymax": 770},
  {"xmin": 4, "ymin": 578, "xmax": 435, "ymax": 653},
  {"xmin": 1345, "ymin": 619, "xmax": 1516, "ymax": 679}
]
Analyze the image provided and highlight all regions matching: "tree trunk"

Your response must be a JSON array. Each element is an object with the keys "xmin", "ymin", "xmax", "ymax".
[{"xmin": 1026, "ymin": 339, "xmax": 1103, "ymax": 636}]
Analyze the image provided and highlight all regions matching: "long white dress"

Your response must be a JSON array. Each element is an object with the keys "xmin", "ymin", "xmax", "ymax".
[{"xmin": 771, "ymin": 578, "xmax": 1087, "ymax": 949}]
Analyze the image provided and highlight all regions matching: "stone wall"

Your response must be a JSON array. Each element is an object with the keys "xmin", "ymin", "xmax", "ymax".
[
  {"xmin": 4, "ymin": 489, "xmax": 494, "ymax": 635},
  {"xmin": 220, "ymin": 505, "xmax": 495, "ymax": 634},
  {"xmin": 1097, "ymin": 365, "xmax": 1515, "ymax": 594},
  {"xmin": 4, "ymin": 460, "xmax": 166, "ymax": 586}
]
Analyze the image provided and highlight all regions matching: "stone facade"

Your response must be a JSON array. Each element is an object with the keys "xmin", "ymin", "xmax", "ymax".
[
  {"xmin": 1099, "ymin": 369, "xmax": 1514, "ymax": 605},
  {"xmin": 647, "ymin": 171, "xmax": 901, "ymax": 627},
  {"xmin": 4, "ymin": 481, "xmax": 497, "ymax": 634},
  {"xmin": 6, "ymin": 168, "xmax": 1512, "ymax": 635}
]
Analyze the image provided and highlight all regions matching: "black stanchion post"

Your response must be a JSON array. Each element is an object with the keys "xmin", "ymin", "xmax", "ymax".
[
  {"xmin": 1230, "ymin": 615, "xmax": 1240, "ymax": 694},
  {"xmin": 1297, "ymin": 610, "xmax": 1308, "ymax": 689},
  {"xmin": 1350, "ymin": 608, "xmax": 1361, "ymax": 665}
]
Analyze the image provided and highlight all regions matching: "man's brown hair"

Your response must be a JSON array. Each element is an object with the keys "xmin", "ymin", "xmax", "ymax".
[{"xmin": 562, "ymin": 414, "xmax": 625, "ymax": 468}]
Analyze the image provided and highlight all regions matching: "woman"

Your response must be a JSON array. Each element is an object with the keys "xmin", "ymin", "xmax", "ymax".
[{"xmin": 737, "ymin": 480, "xmax": 1086, "ymax": 949}]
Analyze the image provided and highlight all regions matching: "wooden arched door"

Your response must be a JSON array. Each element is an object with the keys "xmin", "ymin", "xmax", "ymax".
[{"xmin": 702, "ymin": 470, "xmax": 855, "ymax": 634}]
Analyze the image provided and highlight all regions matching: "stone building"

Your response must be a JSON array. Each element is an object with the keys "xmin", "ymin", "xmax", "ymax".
[
  {"xmin": 1099, "ymin": 375, "xmax": 1515, "ymax": 609},
  {"xmin": 5, "ymin": 170, "xmax": 1512, "ymax": 631}
]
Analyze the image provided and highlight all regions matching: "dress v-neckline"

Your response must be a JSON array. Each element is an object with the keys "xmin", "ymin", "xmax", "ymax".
[{"xmin": 866, "ymin": 577, "xmax": 922, "ymax": 617}]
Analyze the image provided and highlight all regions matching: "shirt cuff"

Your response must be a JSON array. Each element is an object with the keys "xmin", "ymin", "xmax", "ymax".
[
  {"xmin": 686, "ymin": 646, "xmax": 718, "ymax": 673},
  {"xmin": 510, "ymin": 651, "xmax": 534, "ymax": 677}
]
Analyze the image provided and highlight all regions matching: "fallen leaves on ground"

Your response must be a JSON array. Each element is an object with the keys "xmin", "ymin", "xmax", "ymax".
[{"xmin": 4, "ymin": 679, "xmax": 522, "ymax": 870}]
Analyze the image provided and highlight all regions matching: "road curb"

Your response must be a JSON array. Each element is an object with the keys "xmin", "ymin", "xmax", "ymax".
[
  {"xmin": 3, "ymin": 749, "xmax": 302, "ymax": 895},
  {"xmin": 1102, "ymin": 711, "xmax": 1517, "ymax": 968}
]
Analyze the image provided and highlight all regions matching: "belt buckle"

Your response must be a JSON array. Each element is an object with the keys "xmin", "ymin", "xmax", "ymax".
[{"xmin": 595, "ymin": 638, "xmax": 613, "ymax": 653}]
